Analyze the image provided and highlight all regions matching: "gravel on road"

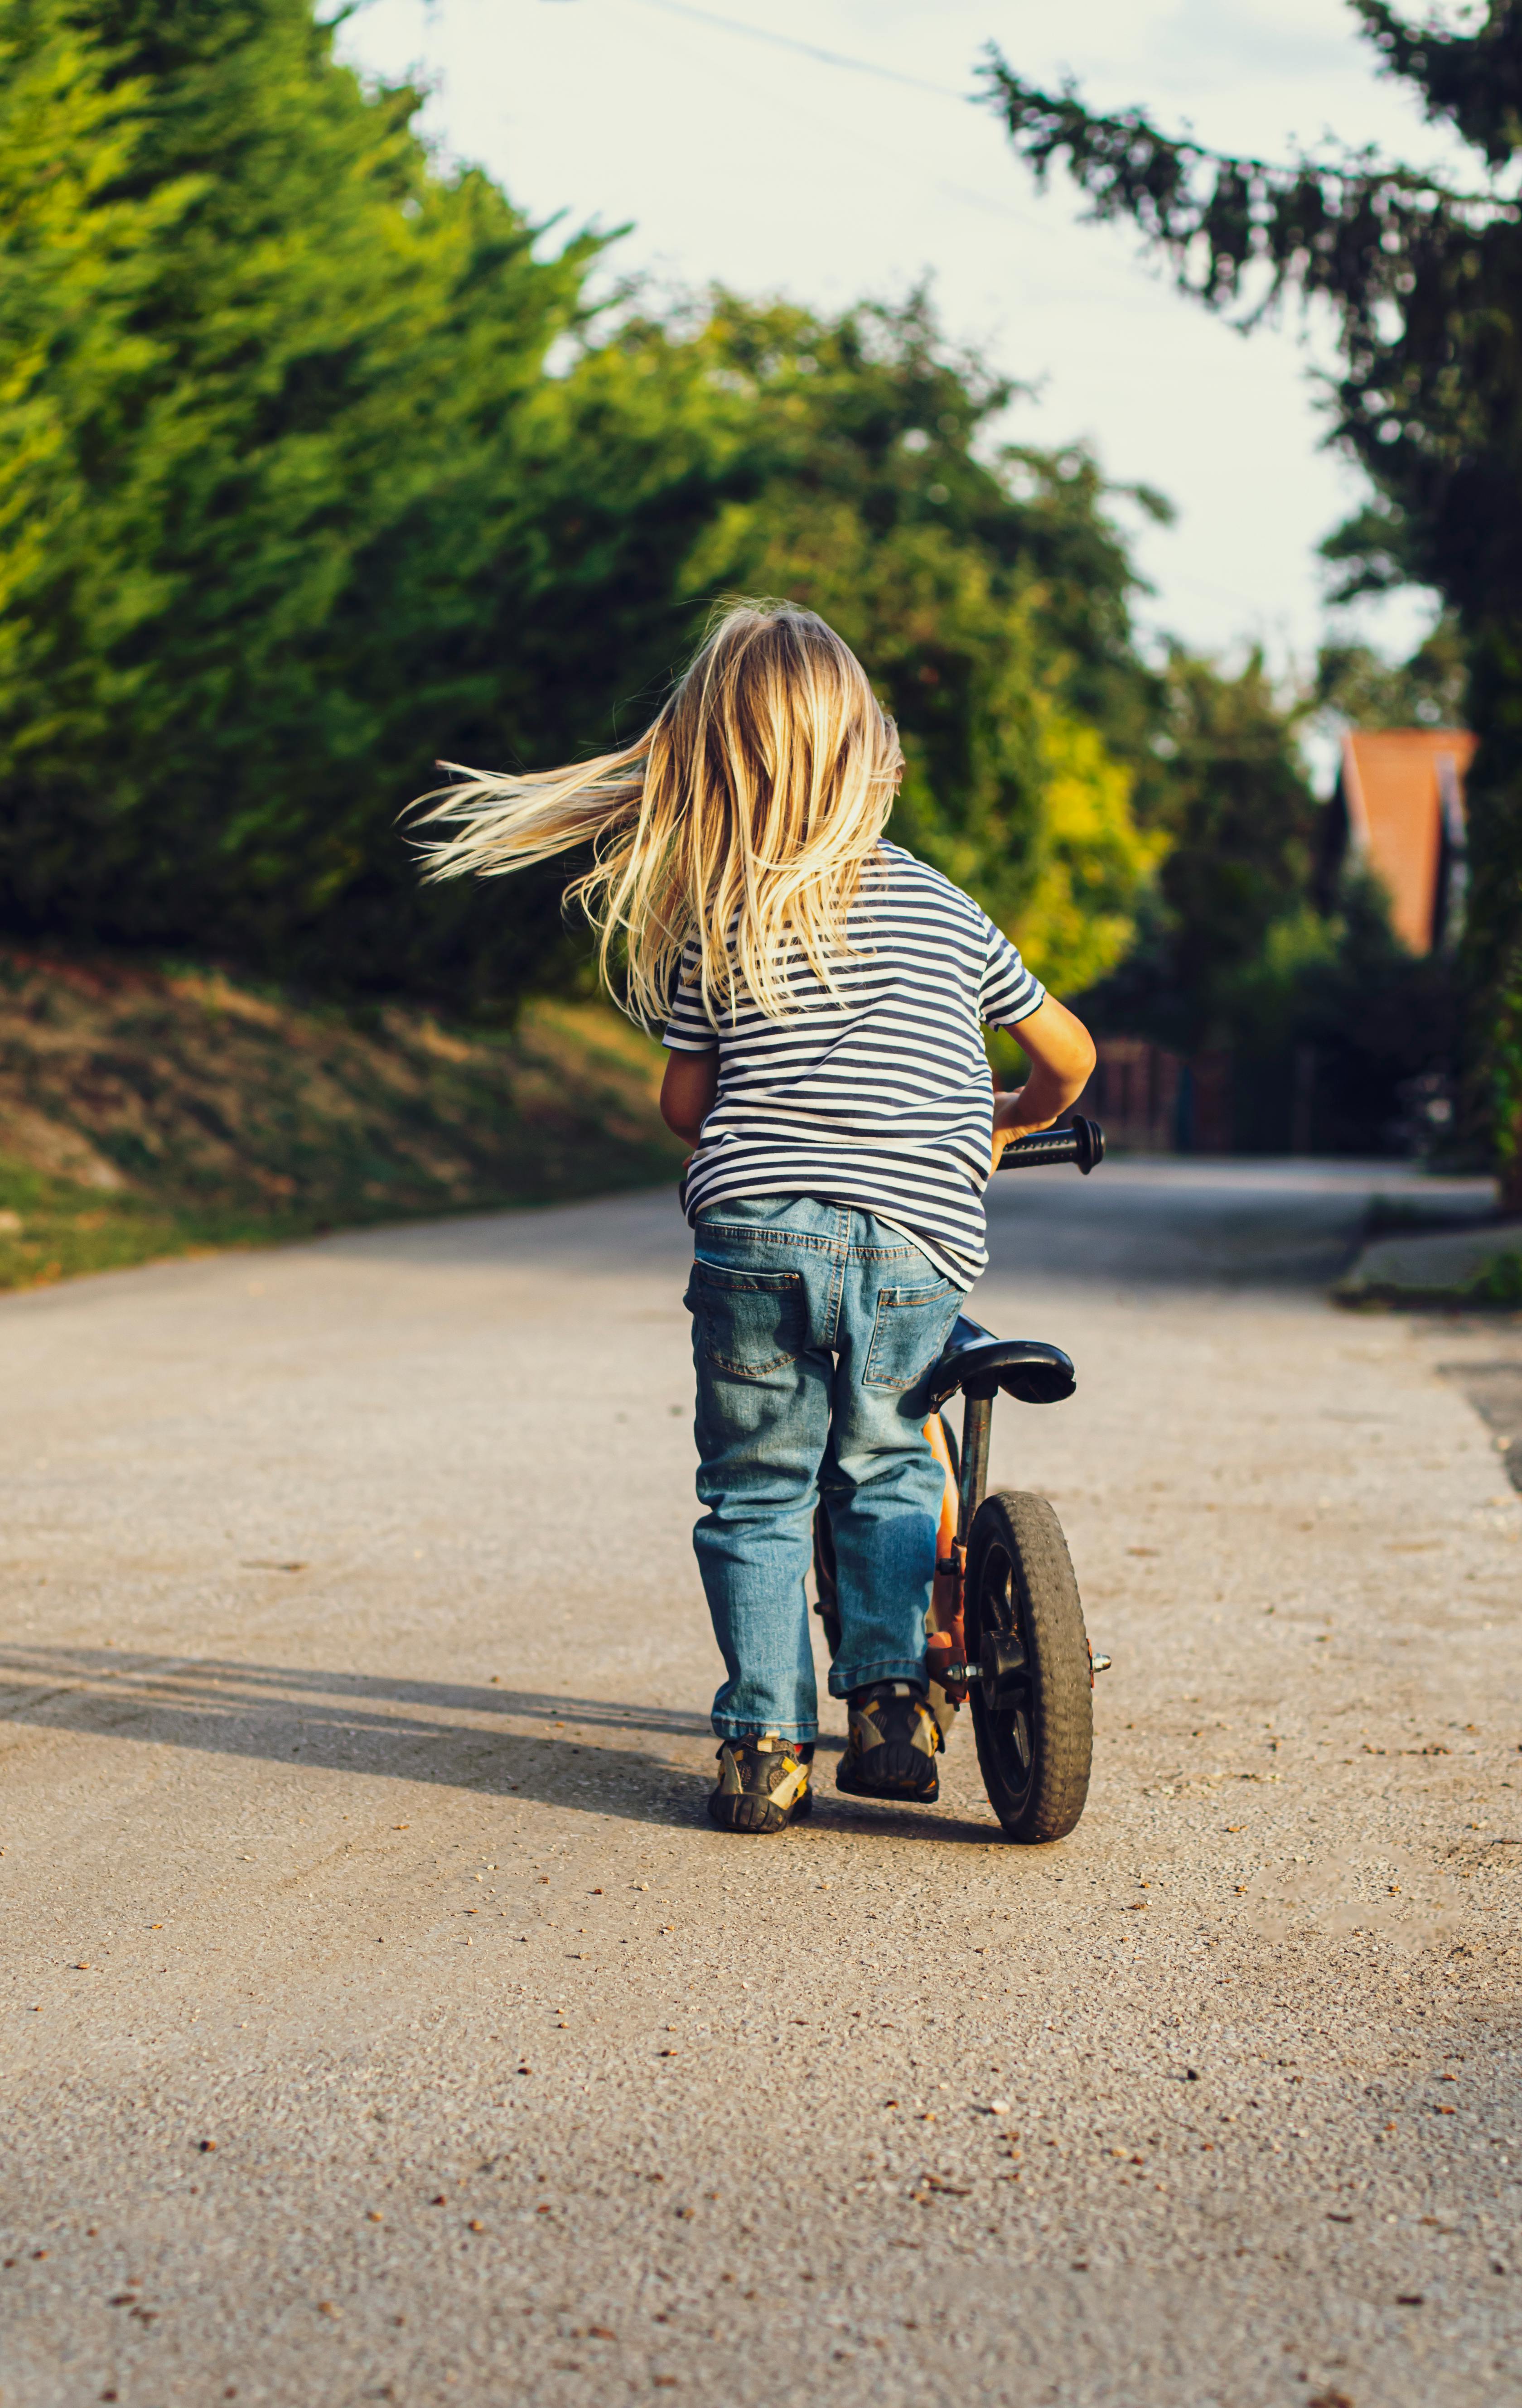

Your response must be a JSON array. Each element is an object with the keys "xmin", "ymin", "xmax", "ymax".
[{"xmin": 1, "ymin": 1160, "xmax": 1519, "ymax": 2408}]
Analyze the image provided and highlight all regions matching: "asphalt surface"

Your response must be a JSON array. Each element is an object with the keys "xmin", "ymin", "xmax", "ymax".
[{"xmin": 2, "ymin": 1158, "xmax": 1520, "ymax": 2408}]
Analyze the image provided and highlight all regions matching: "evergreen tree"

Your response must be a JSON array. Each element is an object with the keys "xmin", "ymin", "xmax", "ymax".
[{"xmin": 0, "ymin": 0, "xmax": 730, "ymax": 1001}]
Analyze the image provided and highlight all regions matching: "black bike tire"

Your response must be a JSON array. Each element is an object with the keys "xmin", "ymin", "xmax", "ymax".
[{"xmin": 966, "ymin": 1488, "xmax": 1092, "ymax": 1842}]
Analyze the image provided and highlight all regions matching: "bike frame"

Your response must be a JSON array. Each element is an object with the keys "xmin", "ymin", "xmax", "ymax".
[
  {"xmin": 919, "ymin": 1114, "xmax": 1104, "ymax": 1703},
  {"xmin": 923, "ymin": 1369, "xmax": 995, "ymax": 1702}
]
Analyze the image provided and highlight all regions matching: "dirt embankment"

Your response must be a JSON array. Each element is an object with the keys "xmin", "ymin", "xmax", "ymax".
[{"xmin": 0, "ymin": 951, "xmax": 685, "ymax": 1288}]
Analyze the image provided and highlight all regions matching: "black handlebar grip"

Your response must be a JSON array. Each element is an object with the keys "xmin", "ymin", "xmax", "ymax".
[{"xmin": 997, "ymin": 1116, "xmax": 1105, "ymax": 1175}]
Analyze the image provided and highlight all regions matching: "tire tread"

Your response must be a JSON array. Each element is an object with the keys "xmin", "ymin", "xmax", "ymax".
[{"xmin": 968, "ymin": 1488, "xmax": 1092, "ymax": 1842}]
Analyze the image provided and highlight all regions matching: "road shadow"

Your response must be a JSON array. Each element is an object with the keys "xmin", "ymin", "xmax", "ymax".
[
  {"xmin": 0, "ymin": 1645, "xmax": 710, "ymax": 1825},
  {"xmin": 0, "ymin": 1648, "xmax": 1002, "ymax": 1845}
]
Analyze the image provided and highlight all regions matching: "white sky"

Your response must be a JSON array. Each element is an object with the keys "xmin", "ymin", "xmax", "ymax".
[{"xmin": 340, "ymin": 0, "xmax": 1467, "ymax": 678}]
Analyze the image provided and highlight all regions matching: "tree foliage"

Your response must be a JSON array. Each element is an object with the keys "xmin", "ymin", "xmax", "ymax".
[
  {"xmin": 1, "ymin": 0, "xmax": 593, "ymax": 997},
  {"xmin": 1080, "ymin": 648, "xmax": 1320, "ymax": 1053},
  {"xmin": 1315, "ymin": 613, "xmax": 1469, "ymax": 729},
  {"xmin": 0, "ymin": 0, "xmax": 1169, "ymax": 1011},
  {"xmin": 982, "ymin": 8, "xmax": 1522, "ymax": 1186},
  {"xmin": 0, "ymin": 0, "xmax": 754, "ymax": 1002},
  {"xmin": 1078, "ymin": 637, "xmax": 1461, "ymax": 1150},
  {"xmin": 669, "ymin": 291, "xmax": 1164, "ymax": 991}
]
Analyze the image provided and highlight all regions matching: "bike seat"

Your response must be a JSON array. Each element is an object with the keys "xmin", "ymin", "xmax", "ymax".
[{"xmin": 926, "ymin": 1313, "xmax": 1076, "ymax": 1409}]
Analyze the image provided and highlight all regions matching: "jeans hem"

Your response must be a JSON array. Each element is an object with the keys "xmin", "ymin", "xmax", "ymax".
[
  {"xmin": 712, "ymin": 1717, "xmax": 818, "ymax": 1744},
  {"xmin": 827, "ymin": 1657, "xmax": 928, "ymax": 1699}
]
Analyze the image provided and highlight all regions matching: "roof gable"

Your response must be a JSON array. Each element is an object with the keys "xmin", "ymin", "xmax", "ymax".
[{"xmin": 1338, "ymin": 727, "xmax": 1476, "ymax": 954}]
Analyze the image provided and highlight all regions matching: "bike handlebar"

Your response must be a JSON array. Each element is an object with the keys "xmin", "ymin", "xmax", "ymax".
[
  {"xmin": 996, "ymin": 1116, "xmax": 1105, "ymax": 1175},
  {"xmin": 679, "ymin": 1113, "xmax": 1104, "ymax": 1207}
]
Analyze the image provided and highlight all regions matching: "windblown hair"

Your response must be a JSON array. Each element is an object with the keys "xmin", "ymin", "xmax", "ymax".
[{"xmin": 411, "ymin": 602, "xmax": 903, "ymax": 1026}]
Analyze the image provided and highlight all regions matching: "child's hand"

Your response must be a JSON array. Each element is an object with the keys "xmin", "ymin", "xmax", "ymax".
[{"xmin": 990, "ymin": 1087, "xmax": 1053, "ymax": 1170}]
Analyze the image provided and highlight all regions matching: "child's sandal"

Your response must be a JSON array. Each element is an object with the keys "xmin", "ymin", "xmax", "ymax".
[
  {"xmin": 707, "ymin": 1735, "xmax": 814, "ymax": 1834},
  {"xmin": 836, "ymin": 1682, "xmax": 942, "ymax": 1802}
]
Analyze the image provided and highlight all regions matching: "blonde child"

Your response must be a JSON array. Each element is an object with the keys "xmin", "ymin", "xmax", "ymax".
[{"xmin": 416, "ymin": 602, "xmax": 1095, "ymax": 1832}]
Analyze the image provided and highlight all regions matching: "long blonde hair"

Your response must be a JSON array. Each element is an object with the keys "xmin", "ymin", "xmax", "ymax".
[{"xmin": 411, "ymin": 601, "xmax": 903, "ymax": 1025}]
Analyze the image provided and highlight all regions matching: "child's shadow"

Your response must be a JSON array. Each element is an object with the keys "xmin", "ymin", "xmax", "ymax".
[
  {"xmin": 0, "ymin": 1647, "xmax": 1002, "ymax": 1842},
  {"xmin": 0, "ymin": 1645, "xmax": 708, "ymax": 1825}
]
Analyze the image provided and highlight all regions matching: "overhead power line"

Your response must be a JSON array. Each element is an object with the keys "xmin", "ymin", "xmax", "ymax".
[{"xmin": 556, "ymin": 0, "xmax": 974, "ymax": 105}]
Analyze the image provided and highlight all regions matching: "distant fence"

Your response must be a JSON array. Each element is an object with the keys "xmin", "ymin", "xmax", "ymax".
[
  {"xmin": 1059, "ymin": 1035, "xmax": 1425, "ymax": 1156},
  {"xmin": 1070, "ymin": 1038, "xmax": 1234, "ymax": 1154}
]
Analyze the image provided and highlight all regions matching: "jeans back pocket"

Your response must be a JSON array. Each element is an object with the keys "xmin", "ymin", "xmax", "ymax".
[
  {"xmin": 863, "ymin": 1280, "xmax": 962, "ymax": 1392},
  {"xmin": 689, "ymin": 1261, "xmax": 807, "ymax": 1378}
]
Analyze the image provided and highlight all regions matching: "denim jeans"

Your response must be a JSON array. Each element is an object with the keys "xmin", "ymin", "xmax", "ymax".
[{"xmin": 685, "ymin": 1194, "xmax": 965, "ymax": 1742}]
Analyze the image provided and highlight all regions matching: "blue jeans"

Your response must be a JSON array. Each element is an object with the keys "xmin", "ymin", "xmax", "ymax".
[{"xmin": 685, "ymin": 1195, "xmax": 965, "ymax": 1742}]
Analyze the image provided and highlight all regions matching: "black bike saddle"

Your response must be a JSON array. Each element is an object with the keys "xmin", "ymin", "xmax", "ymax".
[{"xmin": 925, "ymin": 1313, "xmax": 1076, "ymax": 1410}]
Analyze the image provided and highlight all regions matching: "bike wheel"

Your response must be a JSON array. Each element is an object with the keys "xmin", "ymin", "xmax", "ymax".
[{"xmin": 966, "ymin": 1489, "xmax": 1092, "ymax": 1842}]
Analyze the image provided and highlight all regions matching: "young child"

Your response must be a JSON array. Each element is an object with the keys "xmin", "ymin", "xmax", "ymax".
[{"xmin": 416, "ymin": 601, "xmax": 1095, "ymax": 1834}]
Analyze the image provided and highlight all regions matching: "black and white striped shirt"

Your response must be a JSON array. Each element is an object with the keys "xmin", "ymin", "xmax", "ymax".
[{"xmin": 662, "ymin": 843, "xmax": 1044, "ymax": 1286}]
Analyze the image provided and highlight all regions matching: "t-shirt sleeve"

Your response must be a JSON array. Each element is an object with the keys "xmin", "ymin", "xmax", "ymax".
[
  {"xmin": 978, "ymin": 918, "xmax": 1045, "ymax": 1030},
  {"xmin": 661, "ymin": 938, "xmax": 720, "ymax": 1052}
]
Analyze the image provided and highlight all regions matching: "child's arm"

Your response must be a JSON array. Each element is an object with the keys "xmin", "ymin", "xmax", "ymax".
[
  {"xmin": 661, "ymin": 1049, "xmax": 720, "ymax": 1147},
  {"xmin": 990, "ymin": 997, "xmax": 1097, "ymax": 1169}
]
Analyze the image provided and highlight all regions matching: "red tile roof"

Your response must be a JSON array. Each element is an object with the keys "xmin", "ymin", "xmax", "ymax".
[{"xmin": 1339, "ymin": 728, "xmax": 1476, "ymax": 954}]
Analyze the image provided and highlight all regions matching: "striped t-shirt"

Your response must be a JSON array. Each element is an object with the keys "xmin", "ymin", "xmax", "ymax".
[{"xmin": 662, "ymin": 842, "xmax": 1045, "ymax": 1286}]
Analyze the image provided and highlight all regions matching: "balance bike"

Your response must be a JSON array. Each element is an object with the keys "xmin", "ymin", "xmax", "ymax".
[{"xmin": 812, "ymin": 1117, "xmax": 1111, "ymax": 1842}]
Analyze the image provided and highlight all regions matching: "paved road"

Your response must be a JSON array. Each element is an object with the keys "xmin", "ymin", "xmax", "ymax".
[{"xmin": 2, "ymin": 1161, "xmax": 1520, "ymax": 2408}]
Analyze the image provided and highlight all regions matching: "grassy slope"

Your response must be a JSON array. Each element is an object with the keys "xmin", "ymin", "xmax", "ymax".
[{"xmin": 0, "ymin": 951, "xmax": 686, "ymax": 1291}]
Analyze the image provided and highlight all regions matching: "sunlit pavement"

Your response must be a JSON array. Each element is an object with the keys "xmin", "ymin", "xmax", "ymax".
[{"xmin": 1, "ymin": 1159, "xmax": 1519, "ymax": 2407}]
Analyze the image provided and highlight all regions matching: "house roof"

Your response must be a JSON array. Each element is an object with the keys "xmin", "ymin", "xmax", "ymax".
[{"xmin": 1339, "ymin": 727, "xmax": 1477, "ymax": 954}]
